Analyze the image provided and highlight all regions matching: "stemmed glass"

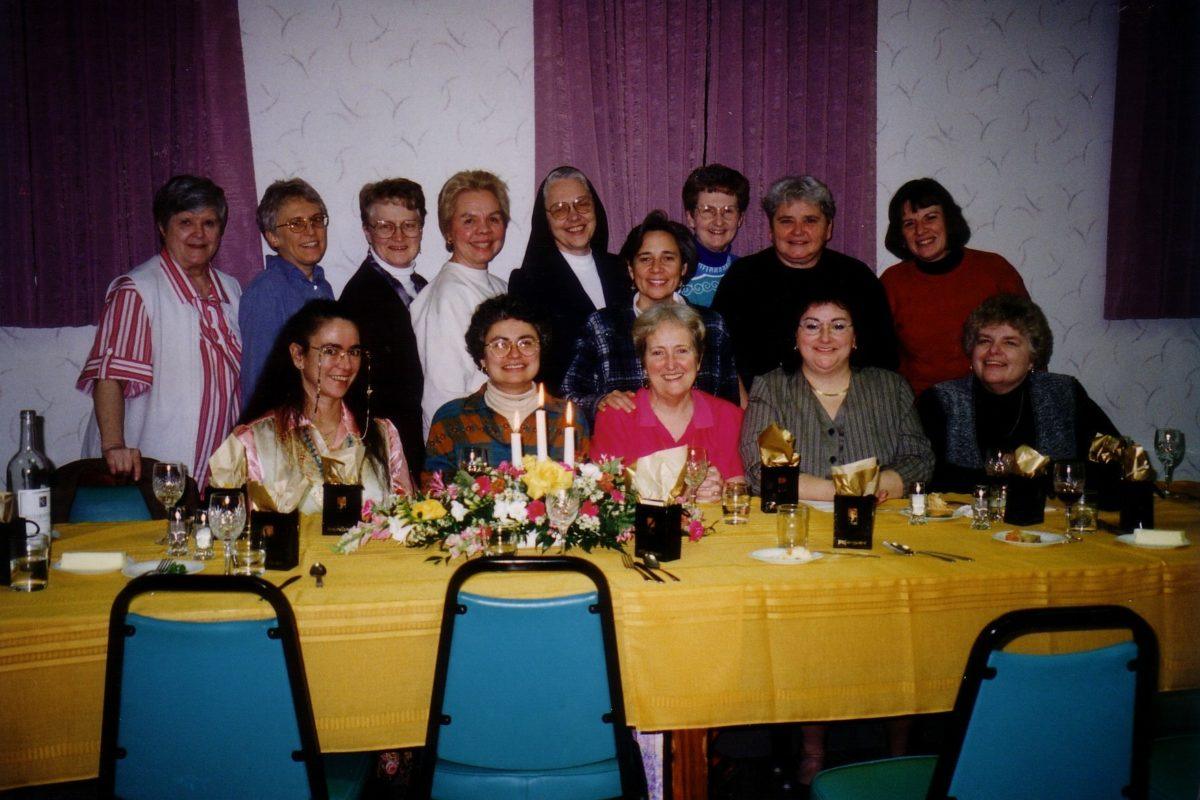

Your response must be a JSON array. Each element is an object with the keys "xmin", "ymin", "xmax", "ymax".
[
  {"xmin": 683, "ymin": 446, "xmax": 709, "ymax": 518},
  {"xmin": 984, "ymin": 450, "xmax": 1013, "ymax": 522},
  {"xmin": 546, "ymin": 489, "xmax": 580, "ymax": 553},
  {"xmin": 1053, "ymin": 461, "xmax": 1086, "ymax": 537},
  {"xmin": 151, "ymin": 462, "xmax": 187, "ymax": 545},
  {"xmin": 208, "ymin": 491, "xmax": 247, "ymax": 576},
  {"xmin": 1155, "ymin": 428, "xmax": 1186, "ymax": 496},
  {"xmin": 460, "ymin": 446, "xmax": 490, "ymax": 477}
]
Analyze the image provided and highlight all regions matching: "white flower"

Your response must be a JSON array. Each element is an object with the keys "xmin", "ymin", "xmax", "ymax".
[
  {"xmin": 504, "ymin": 498, "xmax": 527, "ymax": 523},
  {"xmin": 450, "ymin": 500, "xmax": 467, "ymax": 522},
  {"xmin": 579, "ymin": 463, "xmax": 601, "ymax": 480},
  {"xmin": 388, "ymin": 516, "xmax": 412, "ymax": 543}
]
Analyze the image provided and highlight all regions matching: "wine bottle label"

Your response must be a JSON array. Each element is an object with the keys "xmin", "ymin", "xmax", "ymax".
[{"xmin": 17, "ymin": 487, "xmax": 51, "ymax": 536}]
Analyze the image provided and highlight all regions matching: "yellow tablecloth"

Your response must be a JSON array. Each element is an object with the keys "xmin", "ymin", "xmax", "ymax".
[{"xmin": 3, "ymin": 495, "xmax": 1199, "ymax": 789}]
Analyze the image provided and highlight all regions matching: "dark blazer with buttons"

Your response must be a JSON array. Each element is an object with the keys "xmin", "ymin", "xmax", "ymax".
[{"xmin": 339, "ymin": 255, "xmax": 426, "ymax": 474}]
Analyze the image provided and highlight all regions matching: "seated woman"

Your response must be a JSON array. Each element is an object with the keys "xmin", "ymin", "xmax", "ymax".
[
  {"xmin": 424, "ymin": 295, "xmax": 589, "ymax": 484},
  {"xmin": 212, "ymin": 300, "xmax": 413, "ymax": 512},
  {"xmin": 593, "ymin": 303, "xmax": 743, "ymax": 499},
  {"xmin": 562, "ymin": 210, "xmax": 743, "ymax": 421},
  {"xmin": 740, "ymin": 290, "xmax": 933, "ymax": 500},
  {"xmin": 918, "ymin": 294, "xmax": 1119, "ymax": 493}
]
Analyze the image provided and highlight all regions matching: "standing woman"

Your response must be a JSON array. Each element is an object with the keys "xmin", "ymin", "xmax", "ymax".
[
  {"xmin": 507, "ymin": 166, "xmax": 631, "ymax": 395},
  {"xmin": 77, "ymin": 175, "xmax": 242, "ymax": 489},
  {"xmin": 881, "ymin": 178, "xmax": 1028, "ymax": 398},
  {"xmin": 411, "ymin": 170, "xmax": 510, "ymax": 428},
  {"xmin": 214, "ymin": 300, "xmax": 412, "ymax": 513}
]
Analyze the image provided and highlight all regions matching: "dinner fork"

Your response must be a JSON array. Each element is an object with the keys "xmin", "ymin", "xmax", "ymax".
[
  {"xmin": 154, "ymin": 559, "xmax": 172, "ymax": 574},
  {"xmin": 620, "ymin": 551, "xmax": 661, "ymax": 582}
]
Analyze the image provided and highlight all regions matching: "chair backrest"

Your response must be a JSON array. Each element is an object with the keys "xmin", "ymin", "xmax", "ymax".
[
  {"xmin": 69, "ymin": 485, "xmax": 152, "ymax": 522},
  {"xmin": 418, "ymin": 556, "xmax": 643, "ymax": 797},
  {"xmin": 98, "ymin": 575, "xmax": 327, "ymax": 800},
  {"xmin": 929, "ymin": 605, "xmax": 1158, "ymax": 800},
  {"xmin": 53, "ymin": 457, "xmax": 200, "ymax": 523}
]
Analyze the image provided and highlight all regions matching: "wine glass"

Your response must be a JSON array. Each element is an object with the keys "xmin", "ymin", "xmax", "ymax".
[
  {"xmin": 459, "ymin": 446, "xmax": 490, "ymax": 477},
  {"xmin": 151, "ymin": 462, "xmax": 187, "ymax": 545},
  {"xmin": 208, "ymin": 491, "xmax": 247, "ymax": 576},
  {"xmin": 683, "ymin": 446, "xmax": 709, "ymax": 517},
  {"xmin": 1053, "ymin": 461, "xmax": 1086, "ymax": 537},
  {"xmin": 1155, "ymin": 428, "xmax": 1186, "ymax": 496},
  {"xmin": 545, "ymin": 489, "xmax": 581, "ymax": 553}
]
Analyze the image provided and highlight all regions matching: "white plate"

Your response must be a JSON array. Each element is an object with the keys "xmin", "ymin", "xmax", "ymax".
[
  {"xmin": 749, "ymin": 547, "xmax": 824, "ymax": 565},
  {"xmin": 800, "ymin": 500, "xmax": 835, "ymax": 513},
  {"xmin": 1116, "ymin": 533, "xmax": 1191, "ymax": 549},
  {"xmin": 900, "ymin": 505, "xmax": 971, "ymax": 521},
  {"xmin": 992, "ymin": 530, "xmax": 1067, "ymax": 547},
  {"xmin": 121, "ymin": 560, "xmax": 205, "ymax": 578},
  {"xmin": 52, "ymin": 557, "xmax": 130, "ymax": 575}
]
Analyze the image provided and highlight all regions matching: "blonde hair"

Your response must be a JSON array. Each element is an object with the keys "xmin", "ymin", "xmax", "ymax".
[{"xmin": 436, "ymin": 170, "xmax": 511, "ymax": 250}]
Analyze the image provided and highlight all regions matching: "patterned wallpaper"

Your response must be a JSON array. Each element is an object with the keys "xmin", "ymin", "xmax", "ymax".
[
  {"xmin": 1, "ymin": 0, "xmax": 1195, "ymax": 483},
  {"xmin": 876, "ymin": 0, "xmax": 1199, "ymax": 479}
]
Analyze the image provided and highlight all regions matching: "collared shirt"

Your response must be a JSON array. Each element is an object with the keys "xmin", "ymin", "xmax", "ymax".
[
  {"xmin": 368, "ymin": 248, "xmax": 427, "ymax": 306},
  {"xmin": 561, "ymin": 302, "xmax": 741, "ymax": 422},
  {"xmin": 592, "ymin": 387, "xmax": 744, "ymax": 480},
  {"xmin": 238, "ymin": 254, "xmax": 335, "ymax": 405}
]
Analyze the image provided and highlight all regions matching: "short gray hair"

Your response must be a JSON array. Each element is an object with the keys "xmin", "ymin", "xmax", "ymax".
[
  {"xmin": 961, "ymin": 294, "xmax": 1054, "ymax": 370},
  {"xmin": 541, "ymin": 166, "xmax": 591, "ymax": 202},
  {"xmin": 632, "ymin": 303, "xmax": 706, "ymax": 362},
  {"xmin": 761, "ymin": 175, "xmax": 836, "ymax": 221},
  {"xmin": 256, "ymin": 178, "xmax": 327, "ymax": 234}
]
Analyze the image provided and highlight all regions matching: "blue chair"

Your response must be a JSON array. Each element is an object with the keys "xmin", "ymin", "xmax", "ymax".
[
  {"xmin": 812, "ymin": 605, "xmax": 1159, "ymax": 800},
  {"xmin": 54, "ymin": 457, "xmax": 199, "ymax": 523},
  {"xmin": 416, "ymin": 556, "xmax": 647, "ymax": 800},
  {"xmin": 69, "ymin": 485, "xmax": 152, "ymax": 522},
  {"xmin": 98, "ymin": 574, "xmax": 370, "ymax": 800}
]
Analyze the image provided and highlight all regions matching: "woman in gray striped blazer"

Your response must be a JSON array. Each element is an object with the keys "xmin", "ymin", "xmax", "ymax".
[{"xmin": 739, "ymin": 290, "xmax": 933, "ymax": 500}]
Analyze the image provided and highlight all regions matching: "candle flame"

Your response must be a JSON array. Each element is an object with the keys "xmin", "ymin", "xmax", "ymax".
[
  {"xmin": 566, "ymin": 401, "xmax": 573, "ymax": 426},
  {"xmin": 538, "ymin": 382, "xmax": 545, "ymax": 407}
]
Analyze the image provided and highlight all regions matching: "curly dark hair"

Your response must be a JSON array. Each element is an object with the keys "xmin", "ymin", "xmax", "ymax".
[
  {"xmin": 239, "ymin": 299, "xmax": 387, "ymax": 467},
  {"xmin": 463, "ymin": 294, "xmax": 551, "ymax": 368},
  {"xmin": 618, "ymin": 210, "xmax": 697, "ymax": 278},
  {"xmin": 961, "ymin": 294, "xmax": 1053, "ymax": 370},
  {"xmin": 780, "ymin": 286, "xmax": 861, "ymax": 374},
  {"xmin": 884, "ymin": 178, "xmax": 971, "ymax": 261}
]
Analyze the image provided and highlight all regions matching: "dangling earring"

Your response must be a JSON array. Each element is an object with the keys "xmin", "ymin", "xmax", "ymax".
[
  {"xmin": 363, "ymin": 350, "xmax": 373, "ymax": 434},
  {"xmin": 312, "ymin": 355, "xmax": 323, "ymax": 417}
]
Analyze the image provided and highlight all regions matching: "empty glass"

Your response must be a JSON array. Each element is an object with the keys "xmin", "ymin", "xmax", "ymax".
[
  {"xmin": 971, "ymin": 485, "xmax": 991, "ymax": 530},
  {"xmin": 721, "ymin": 480, "xmax": 750, "ymax": 525},
  {"xmin": 775, "ymin": 504, "xmax": 808, "ymax": 555},
  {"xmin": 683, "ymin": 446, "xmax": 709, "ymax": 518},
  {"xmin": 546, "ymin": 489, "xmax": 580, "ymax": 552},
  {"xmin": 151, "ymin": 462, "xmax": 187, "ymax": 544},
  {"xmin": 10, "ymin": 531, "xmax": 49, "ymax": 592},
  {"xmin": 234, "ymin": 535, "xmax": 266, "ymax": 576},
  {"xmin": 209, "ymin": 491, "xmax": 247, "ymax": 576}
]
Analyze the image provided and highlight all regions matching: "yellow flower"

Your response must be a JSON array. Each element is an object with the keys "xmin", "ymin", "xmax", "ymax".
[
  {"xmin": 411, "ymin": 498, "xmax": 448, "ymax": 521},
  {"xmin": 521, "ymin": 456, "xmax": 574, "ymax": 500}
]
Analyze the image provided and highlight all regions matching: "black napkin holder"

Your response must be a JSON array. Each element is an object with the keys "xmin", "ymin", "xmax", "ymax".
[
  {"xmin": 760, "ymin": 464, "xmax": 800, "ymax": 513},
  {"xmin": 322, "ymin": 483, "xmax": 363, "ymax": 536},
  {"xmin": 1003, "ymin": 476, "xmax": 1046, "ymax": 526},
  {"xmin": 252, "ymin": 509, "xmax": 300, "ymax": 570},
  {"xmin": 1117, "ymin": 480, "xmax": 1155, "ymax": 532},
  {"xmin": 634, "ymin": 502, "xmax": 682, "ymax": 562},
  {"xmin": 1090, "ymin": 461, "xmax": 1124, "ymax": 511},
  {"xmin": 0, "ymin": 517, "xmax": 39, "ymax": 587},
  {"xmin": 833, "ymin": 495, "xmax": 876, "ymax": 549}
]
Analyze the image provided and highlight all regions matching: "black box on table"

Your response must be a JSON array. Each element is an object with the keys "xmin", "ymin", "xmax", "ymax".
[
  {"xmin": 252, "ymin": 510, "xmax": 300, "ymax": 570},
  {"xmin": 833, "ymin": 495, "xmax": 876, "ymax": 549},
  {"xmin": 322, "ymin": 484, "xmax": 363, "ymax": 536},
  {"xmin": 760, "ymin": 465, "xmax": 800, "ymax": 513},
  {"xmin": 1003, "ymin": 477, "xmax": 1046, "ymax": 526},
  {"xmin": 1117, "ymin": 481, "xmax": 1155, "ymax": 532},
  {"xmin": 634, "ymin": 503, "xmax": 682, "ymax": 562}
]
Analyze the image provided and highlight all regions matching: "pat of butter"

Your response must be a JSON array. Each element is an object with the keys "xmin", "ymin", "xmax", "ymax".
[
  {"xmin": 1133, "ymin": 528, "xmax": 1188, "ymax": 547},
  {"xmin": 60, "ymin": 551, "xmax": 126, "ymax": 570}
]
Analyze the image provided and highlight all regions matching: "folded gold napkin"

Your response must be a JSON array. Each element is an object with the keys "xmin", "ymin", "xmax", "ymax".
[
  {"xmin": 1013, "ymin": 445, "xmax": 1050, "ymax": 477},
  {"xmin": 831, "ymin": 457, "xmax": 879, "ymax": 496},
  {"xmin": 1088, "ymin": 434, "xmax": 1123, "ymax": 465},
  {"xmin": 1087, "ymin": 434, "xmax": 1153, "ymax": 481},
  {"xmin": 758, "ymin": 423, "xmax": 801, "ymax": 467},
  {"xmin": 630, "ymin": 446, "xmax": 687, "ymax": 506}
]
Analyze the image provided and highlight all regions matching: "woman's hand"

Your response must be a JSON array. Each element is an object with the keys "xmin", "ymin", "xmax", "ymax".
[
  {"xmin": 596, "ymin": 390, "xmax": 637, "ymax": 413},
  {"xmin": 798, "ymin": 474, "xmax": 836, "ymax": 501},
  {"xmin": 103, "ymin": 446, "xmax": 143, "ymax": 481},
  {"xmin": 695, "ymin": 465, "xmax": 723, "ymax": 503}
]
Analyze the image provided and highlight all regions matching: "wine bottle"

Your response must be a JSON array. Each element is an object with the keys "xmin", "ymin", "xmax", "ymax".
[{"xmin": 6, "ymin": 410, "xmax": 52, "ymax": 537}]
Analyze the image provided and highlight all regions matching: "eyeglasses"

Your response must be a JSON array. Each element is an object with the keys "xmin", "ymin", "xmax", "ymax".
[
  {"xmin": 368, "ymin": 219, "xmax": 422, "ymax": 238},
  {"xmin": 309, "ymin": 344, "xmax": 364, "ymax": 361},
  {"xmin": 546, "ymin": 196, "xmax": 594, "ymax": 221},
  {"xmin": 695, "ymin": 204, "xmax": 740, "ymax": 221},
  {"xmin": 799, "ymin": 320, "xmax": 853, "ymax": 337},
  {"xmin": 276, "ymin": 214, "xmax": 329, "ymax": 233},
  {"xmin": 485, "ymin": 337, "xmax": 540, "ymax": 357}
]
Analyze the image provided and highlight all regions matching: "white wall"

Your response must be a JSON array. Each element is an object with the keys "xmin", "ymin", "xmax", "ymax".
[{"xmin": 1, "ymin": 0, "xmax": 1196, "ymax": 481}]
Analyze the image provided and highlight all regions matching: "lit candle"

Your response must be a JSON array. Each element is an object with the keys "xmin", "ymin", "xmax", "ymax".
[
  {"xmin": 535, "ymin": 383, "xmax": 549, "ymax": 461},
  {"xmin": 510, "ymin": 410, "xmax": 523, "ymax": 465},
  {"xmin": 563, "ymin": 401, "xmax": 575, "ymax": 468}
]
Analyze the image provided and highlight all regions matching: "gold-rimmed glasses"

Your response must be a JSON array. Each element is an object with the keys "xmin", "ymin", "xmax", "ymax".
[
  {"xmin": 798, "ymin": 320, "xmax": 853, "ymax": 337},
  {"xmin": 310, "ymin": 344, "xmax": 364, "ymax": 362},
  {"xmin": 368, "ymin": 219, "xmax": 422, "ymax": 238},
  {"xmin": 547, "ymin": 196, "xmax": 594, "ymax": 220},
  {"xmin": 276, "ymin": 213, "xmax": 329, "ymax": 233},
  {"xmin": 695, "ymin": 204, "xmax": 740, "ymax": 221},
  {"xmin": 484, "ymin": 337, "xmax": 540, "ymax": 357}
]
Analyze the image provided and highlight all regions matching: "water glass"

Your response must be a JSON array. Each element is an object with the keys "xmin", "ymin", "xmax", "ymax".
[
  {"xmin": 1067, "ymin": 501, "xmax": 1098, "ymax": 534},
  {"xmin": 486, "ymin": 527, "xmax": 521, "ymax": 556},
  {"xmin": 11, "ymin": 532, "xmax": 49, "ymax": 592},
  {"xmin": 988, "ymin": 484, "xmax": 1007, "ymax": 522},
  {"xmin": 233, "ymin": 536, "xmax": 266, "ymax": 577},
  {"xmin": 775, "ymin": 504, "xmax": 808, "ymax": 555},
  {"xmin": 546, "ymin": 489, "xmax": 581, "ymax": 552},
  {"xmin": 971, "ymin": 485, "xmax": 991, "ymax": 530},
  {"xmin": 721, "ymin": 480, "xmax": 750, "ymax": 525}
]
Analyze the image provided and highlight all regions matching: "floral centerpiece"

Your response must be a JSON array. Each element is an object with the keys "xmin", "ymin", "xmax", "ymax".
[{"xmin": 334, "ymin": 456, "xmax": 639, "ymax": 559}]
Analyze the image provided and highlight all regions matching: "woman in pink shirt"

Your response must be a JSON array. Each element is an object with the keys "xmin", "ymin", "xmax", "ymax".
[{"xmin": 592, "ymin": 303, "xmax": 744, "ymax": 500}]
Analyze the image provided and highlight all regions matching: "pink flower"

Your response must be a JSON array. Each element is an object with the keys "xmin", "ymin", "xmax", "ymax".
[
  {"xmin": 474, "ymin": 475, "xmax": 492, "ymax": 494},
  {"xmin": 428, "ymin": 472, "xmax": 447, "ymax": 494},
  {"xmin": 610, "ymin": 489, "xmax": 624, "ymax": 503},
  {"xmin": 688, "ymin": 519, "xmax": 705, "ymax": 542},
  {"xmin": 526, "ymin": 499, "xmax": 546, "ymax": 521},
  {"xmin": 580, "ymin": 500, "xmax": 600, "ymax": 518},
  {"xmin": 361, "ymin": 499, "xmax": 375, "ymax": 520},
  {"xmin": 617, "ymin": 529, "xmax": 633, "ymax": 543},
  {"xmin": 371, "ymin": 513, "xmax": 387, "ymax": 527}
]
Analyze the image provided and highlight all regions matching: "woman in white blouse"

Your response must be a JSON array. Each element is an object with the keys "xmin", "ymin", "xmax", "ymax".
[{"xmin": 411, "ymin": 170, "xmax": 510, "ymax": 429}]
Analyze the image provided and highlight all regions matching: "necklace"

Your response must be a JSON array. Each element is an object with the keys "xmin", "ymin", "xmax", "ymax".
[{"xmin": 811, "ymin": 386, "xmax": 849, "ymax": 397}]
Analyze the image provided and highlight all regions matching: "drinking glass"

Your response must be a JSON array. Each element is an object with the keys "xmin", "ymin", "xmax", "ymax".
[
  {"xmin": 10, "ymin": 532, "xmax": 49, "ymax": 592},
  {"xmin": 209, "ymin": 491, "xmax": 247, "ymax": 576},
  {"xmin": 775, "ymin": 503, "xmax": 808, "ymax": 556},
  {"xmin": 234, "ymin": 535, "xmax": 266, "ymax": 576},
  {"xmin": 151, "ymin": 462, "xmax": 187, "ymax": 544},
  {"xmin": 721, "ymin": 479, "xmax": 750, "ymax": 525},
  {"xmin": 971, "ymin": 485, "xmax": 991, "ymax": 530},
  {"xmin": 459, "ymin": 446, "xmax": 490, "ymax": 477},
  {"xmin": 984, "ymin": 450, "xmax": 1013, "ymax": 522},
  {"xmin": 683, "ymin": 446, "xmax": 709, "ymax": 517},
  {"xmin": 1155, "ymin": 428, "xmax": 1186, "ymax": 496},
  {"xmin": 1053, "ymin": 461, "xmax": 1086, "ymax": 534},
  {"xmin": 546, "ymin": 489, "xmax": 580, "ymax": 552}
]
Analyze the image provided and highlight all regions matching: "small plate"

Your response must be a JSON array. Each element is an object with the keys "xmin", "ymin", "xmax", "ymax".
[
  {"xmin": 750, "ymin": 547, "xmax": 824, "ymax": 565},
  {"xmin": 1116, "ymin": 533, "xmax": 1191, "ymax": 549},
  {"xmin": 900, "ymin": 505, "xmax": 971, "ymax": 521},
  {"xmin": 122, "ymin": 560, "xmax": 205, "ymax": 578},
  {"xmin": 800, "ymin": 500, "xmax": 835, "ymax": 513},
  {"xmin": 53, "ymin": 557, "xmax": 130, "ymax": 575},
  {"xmin": 992, "ymin": 530, "xmax": 1067, "ymax": 547}
]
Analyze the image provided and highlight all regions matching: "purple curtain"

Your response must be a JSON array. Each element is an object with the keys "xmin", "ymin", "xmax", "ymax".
[
  {"xmin": 534, "ymin": 0, "xmax": 877, "ymax": 264},
  {"xmin": 1104, "ymin": 0, "xmax": 1200, "ymax": 319},
  {"xmin": 0, "ymin": 0, "xmax": 259, "ymax": 328}
]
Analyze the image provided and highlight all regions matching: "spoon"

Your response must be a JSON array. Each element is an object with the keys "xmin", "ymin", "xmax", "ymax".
[
  {"xmin": 309, "ymin": 562, "xmax": 327, "ymax": 588},
  {"xmin": 641, "ymin": 553, "xmax": 680, "ymax": 581},
  {"xmin": 883, "ymin": 541, "xmax": 955, "ymax": 562}
]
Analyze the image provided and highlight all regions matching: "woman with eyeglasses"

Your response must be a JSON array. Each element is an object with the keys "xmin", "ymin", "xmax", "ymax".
[
  {"xmin": 211, "ymin": 300, "xmax": 413, "ymax": 512},
  {"xmin": 739, "ymin": 289, "xmax": 933, "ymax": 502},
  {"xmin": 507, "ymin": 166, "xmax": 632, "ymax": 395},
  {"xmin": 423, "ymin": 295, "xmax": 589, "ymax": 486}
]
